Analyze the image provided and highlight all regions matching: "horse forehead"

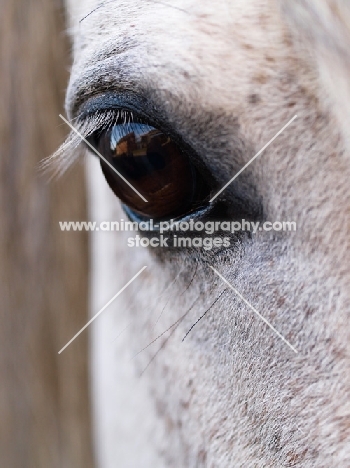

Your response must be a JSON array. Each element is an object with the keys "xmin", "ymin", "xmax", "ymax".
[
  {"xmin": 66, "ymin": 0, "xmax": 314, "ymax": 120},
  {"xmin": 66, "ymin": 1, "xmax": 291, "ymax": 74}
]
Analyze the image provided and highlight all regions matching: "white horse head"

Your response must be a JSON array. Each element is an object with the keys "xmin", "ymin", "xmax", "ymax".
[{"xmin": 59, "ymin": 1, "xmax": 350, "ymax": 465}]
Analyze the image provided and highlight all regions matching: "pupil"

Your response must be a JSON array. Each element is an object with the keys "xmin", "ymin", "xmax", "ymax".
[{"xmin": 111, "ymin": 125, "xmax": 167, "ymax": 177}]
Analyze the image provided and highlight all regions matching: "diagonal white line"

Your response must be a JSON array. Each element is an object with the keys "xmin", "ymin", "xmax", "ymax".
[
  {"xmin": 210, "ymin": 115, "xmax": 297, "ymax": 203},
  {"xmin": 59, "ymin": 114, "xmax": 148, "ymax": 203},
  {"xmin": 58, "ymin": 266, "xmax": 147, "ymax": 354},
  {"xmin": 209, "ymin": 266, "xmax": 298, "ymax": 354}
]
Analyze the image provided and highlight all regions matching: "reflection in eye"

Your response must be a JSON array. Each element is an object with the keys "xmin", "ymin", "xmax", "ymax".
[{"xmin": 89, "ymin": 121, "xmax": 209, "ymax": 220}]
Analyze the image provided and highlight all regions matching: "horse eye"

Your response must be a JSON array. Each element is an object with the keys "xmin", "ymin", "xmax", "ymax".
[{"xmin": 89, "ymin": 122, "xmax": 210, "ymax": 220}]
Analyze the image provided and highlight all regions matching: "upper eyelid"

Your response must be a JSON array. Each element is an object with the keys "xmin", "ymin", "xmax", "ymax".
[
  {"xmin": 73, "ymin": 90, "xmax": 168, "ymax": 131},
  {"xmin": 73, "ymin": 92, "xmax": 194, "ymax": 155},
  {"xmin": 76, "ymin": 92, "xmax": 145, "ymax": 121}
]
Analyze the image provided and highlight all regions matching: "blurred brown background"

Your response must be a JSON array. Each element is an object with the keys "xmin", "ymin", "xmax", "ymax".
[{"xmin": 0, "ymin": 0, "xmax": 93, "ymax": 466}]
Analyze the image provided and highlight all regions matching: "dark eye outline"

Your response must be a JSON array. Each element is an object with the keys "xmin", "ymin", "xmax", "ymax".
[{"xmin": 76, "ymin": 93, "xmax": 218, "ymax": 224}]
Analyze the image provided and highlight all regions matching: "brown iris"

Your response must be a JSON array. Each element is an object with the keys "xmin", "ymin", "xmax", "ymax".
[{"xmin": 92, "ymin": 122, "xmax": 207, "ymax": 219}]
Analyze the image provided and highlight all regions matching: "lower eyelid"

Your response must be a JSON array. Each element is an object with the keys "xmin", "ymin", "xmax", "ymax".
[{"xmin": 123, "ymin": 203, "xmax": 214, "ymax": 229}]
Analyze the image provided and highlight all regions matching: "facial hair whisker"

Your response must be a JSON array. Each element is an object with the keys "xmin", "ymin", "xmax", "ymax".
[
  {"xmin": 182, "ymin": 288, "xmax": 228, "ymax": 342},
  {"xmin": 132, "ymin": 296, "xmax": 199, "ymax": 361}
]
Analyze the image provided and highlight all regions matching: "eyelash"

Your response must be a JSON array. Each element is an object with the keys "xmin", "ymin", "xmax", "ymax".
[{"xmin": 41, "ymin": 109, "xmax": 137, "ymax": 178}]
